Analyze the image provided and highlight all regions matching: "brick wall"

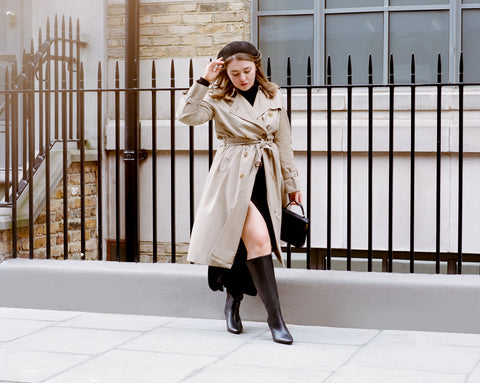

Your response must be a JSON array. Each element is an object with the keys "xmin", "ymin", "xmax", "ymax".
[
  {"xmin": 107, "ymin": 0, "xmax": 252, "ymax": 59},
  {"xmin": 0, "ymin": 162, "xmax": 99, "ymax": 261}
]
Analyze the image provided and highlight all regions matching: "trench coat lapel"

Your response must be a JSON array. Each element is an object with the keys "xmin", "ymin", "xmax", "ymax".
[{"xmin": 229, "ymin": 89, "xmax": 272, "ymax": 130}]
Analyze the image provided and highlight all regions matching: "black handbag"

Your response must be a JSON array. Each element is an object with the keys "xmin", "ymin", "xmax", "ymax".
[{"xmin": 281, "ymin": 202, "xmax": 309, "ymax": 248}]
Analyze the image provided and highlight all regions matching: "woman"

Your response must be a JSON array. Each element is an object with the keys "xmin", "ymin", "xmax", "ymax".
[{"xmin": 176, "ymin": 41, "xmax": 302, "ymax": 345}]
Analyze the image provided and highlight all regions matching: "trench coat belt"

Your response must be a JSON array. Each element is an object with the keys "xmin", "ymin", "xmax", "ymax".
[{"xmin": 222, "ymin": 136, "xmax": 277, "ymax": 167}]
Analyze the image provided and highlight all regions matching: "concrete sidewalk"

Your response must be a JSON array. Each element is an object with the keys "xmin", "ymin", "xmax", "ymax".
[{"xmin": 1, "ymin": 307, "xmax": 480, "ymax": 383}]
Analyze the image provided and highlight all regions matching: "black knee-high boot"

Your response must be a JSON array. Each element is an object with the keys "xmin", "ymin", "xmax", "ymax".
[
  {"xmin": 246, "ymin": 255, "xmax": 293, "ymax": 345},
  {"xmin": 225, "ymin": 289, "xmax": 243, "ymax": 334}
]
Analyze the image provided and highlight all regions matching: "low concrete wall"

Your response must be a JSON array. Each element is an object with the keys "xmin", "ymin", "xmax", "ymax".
[{"xmin": 1, "ymin": 259, "xmax": 480, "ymax": 334}]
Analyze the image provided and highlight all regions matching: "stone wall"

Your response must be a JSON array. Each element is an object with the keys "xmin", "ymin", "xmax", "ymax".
[
  {"xmin": 0, "ymin": 162, "xmax": 99, "ymax": 261},
  {"xmin": 107, "ymin": 0, "xmax": 252, "ymax": 59}
]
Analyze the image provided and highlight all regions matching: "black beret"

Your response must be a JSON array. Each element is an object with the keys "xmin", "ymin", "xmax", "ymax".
[{"xmin": 217, "ymin": 41, "xmax": 260, "ymax": 60}]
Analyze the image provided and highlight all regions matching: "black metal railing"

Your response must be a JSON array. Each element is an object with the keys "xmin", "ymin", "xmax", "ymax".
[
  {"xmin": 0, "ymin": 15, "xmax": 90, "ymax": 259},
  {"xmin": 2, "ymin": 49, "xmax": 479, "ymax": 274},
  {"xmin": 104, "ymin": 52, "xmax": 477, "ymax": 273}
]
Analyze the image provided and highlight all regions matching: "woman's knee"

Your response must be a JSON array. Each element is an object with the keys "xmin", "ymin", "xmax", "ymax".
[
  {"xmin": 245, "ymin": 231, "xmax": 271, "ymax": 257},
  {"xmin": 242, "ymin": 202, "xmax": 272, "ymax": 257}
]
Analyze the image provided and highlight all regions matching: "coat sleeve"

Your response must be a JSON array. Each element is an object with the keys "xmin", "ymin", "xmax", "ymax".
[
  {"xmin": 274, "ymin": 92, "xmax": 300, "ymax": 194},
  {"xmin": 176, "ymin": 82, "xmax": 215, "ymax": 126}
]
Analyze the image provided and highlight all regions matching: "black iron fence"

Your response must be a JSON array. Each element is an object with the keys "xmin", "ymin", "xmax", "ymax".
[
  {"xmin": 1, "ymin": 39, "xmax": 479, "ymax": 273},
  {"xmin": 0, "ymin": 15, "xmax": 90, "ymax": 259}
]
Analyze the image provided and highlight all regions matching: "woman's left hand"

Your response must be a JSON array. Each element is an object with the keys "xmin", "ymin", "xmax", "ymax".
[{"xmin": 288, "ymin": 191, "xmax": 303, "ymax": 205}]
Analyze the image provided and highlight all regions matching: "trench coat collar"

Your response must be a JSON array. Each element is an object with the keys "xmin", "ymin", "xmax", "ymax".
[{"xmin": 229, "ymin": 86, "xmax": 272, "ymax": 129}]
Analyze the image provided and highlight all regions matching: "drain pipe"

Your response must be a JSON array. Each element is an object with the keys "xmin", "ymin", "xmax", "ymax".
[{"xmin": 124, "ymin": 0, "xmax": 139, "ymax": 262}]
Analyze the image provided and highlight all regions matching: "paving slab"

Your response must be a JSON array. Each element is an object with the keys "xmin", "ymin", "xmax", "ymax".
[
  {"xmin": 1, "ymin": 306, "xmax": 480, "ymax": 383},
  {"xmin": 43, "ymin": 349, "xmax": 217, "ymax": 383}
]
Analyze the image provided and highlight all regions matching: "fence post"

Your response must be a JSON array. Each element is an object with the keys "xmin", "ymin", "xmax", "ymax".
[{"xmin": 124, "ymin": 0, "xmax": 140, "ymax": 262}]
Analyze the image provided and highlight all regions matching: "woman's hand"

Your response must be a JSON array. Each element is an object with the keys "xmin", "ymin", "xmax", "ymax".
[
  {"xmin": 288, "ymin": 191, "xmax": 303, "ymax": 206},
  {"xmin": 202, "ymin": 58, "xmax": 224, "ymax": 83}
]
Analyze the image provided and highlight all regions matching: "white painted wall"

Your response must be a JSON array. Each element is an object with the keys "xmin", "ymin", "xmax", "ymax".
[
  {"xmin": 30, "ymin": 0, "xmax": 107, "ymax": 89},
  {"xmin": 28, "ymin": 0, "xmax": 107, "ymax": 144}
]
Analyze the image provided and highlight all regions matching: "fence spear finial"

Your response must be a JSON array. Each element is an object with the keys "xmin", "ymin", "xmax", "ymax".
[
  {"xmin": 80, "ymin": 62, "xmax": 84, "ymax": 86},
  {"xmin": 97, "ymin": 61, "xmax": 102, "ymax": 87},
  {"xmin": 327, "ymin": 56, "xmax": 331, "ymax": 86},
  {"xmin": 4, "ymin": 67, "xmax": 9, "ymax": 95},
  {"xmin": 389, "ymin": 54, "xmax": 394, "ymax": 84},
  {"xmin": 152, "ymin": 60, "xmax": 156, "ymax": 88},
  {"xmin": 411, "ymin": 53, "xmax": 416, "ymax": 84},
  {"xmin": 189, "ymin": 58, "xmax": 193, "ymax": 86},
  {"xmin": 437, "ymin": 53, "xmax": 442, "ymax": 83},
  {"xmin": 347, "ymin": 55, "xmax": 352, "ymax": 85},
  {"xmin": 46, "ymin": 17, "xmax": 50, "ymax": 38},
  {"xmin": 267, "ymin": 56, "xmax": 271, "ymax": 81},
  {"xmin": 307, "ymin": 56, "xmax": 311, "ymax": 86},
  {"xmin": 287, "ymin": 56, "xmax": 291, "ymax": 86},
  {"xmin": 459, "ymin": 52, "xmax": 464, "ymax": 83},
  {"xmin": 115, "ymin": 61, "xmax": 119, "ymax": 88},
  {"xmin": 368, "ymin": 54, "xmax": 373, "ymax": 85}
]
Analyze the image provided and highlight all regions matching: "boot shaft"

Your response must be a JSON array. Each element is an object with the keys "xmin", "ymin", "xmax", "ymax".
[{"xmin": 246, "ymin": 255, "xmax": 280, "ymax": 314}]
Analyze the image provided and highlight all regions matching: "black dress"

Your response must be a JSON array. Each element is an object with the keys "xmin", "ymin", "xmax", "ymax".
[{"xmin": 207, "ymin": 83, "xmax": 276, "ymax": 297}]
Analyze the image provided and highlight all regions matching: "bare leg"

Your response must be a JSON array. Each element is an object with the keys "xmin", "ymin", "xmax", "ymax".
[{"xmin": 242, "ymin": 201, "xmax": 272, "ymax": 260}]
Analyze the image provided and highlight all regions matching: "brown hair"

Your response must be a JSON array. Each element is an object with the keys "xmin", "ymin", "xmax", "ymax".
[{"xmin": 210, "ymin": 52, "xmax": 278, "ymax": 101}]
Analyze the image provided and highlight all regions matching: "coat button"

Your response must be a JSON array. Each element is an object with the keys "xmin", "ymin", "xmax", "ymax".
[
  {"xmin": 255, "ymin": 161, "xmax": 262, "ymax": 168},
  {"xmin": 240, "ymin": 174, "xmax": 244, "ymax": 178},
  {"xmin": 268, "ymin": 112, "xmax": 273, "ymax": 118},
  {"xmin": 244, "ymin": 152, "xmax": 249, "ymax": 157},
  {"xmin": 272, "ymin": 175, "xmax": 276, "ymax": 181}
]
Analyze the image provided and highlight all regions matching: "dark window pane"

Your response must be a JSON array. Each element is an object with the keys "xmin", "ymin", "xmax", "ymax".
[
  {"xmin": 326, "ymin": 13, "xmax": 384, "ymax": 84},
  {"xmin": 391, "ymin": 0, "xmax": 448, "ymax": 5},
  {"xmin": 326, "ymin": 0, "xmax": 383, "ymax": 8},
  {"xmin": 259, "ymin": 0, "xmax": 314, "ymax": 11},
  {"xmin": 258, "ymin": 15, "xmax": 314, "ymax": 85},
  {"xmin": 390, "ymin": 11, "xmax": 449, "ymax": 83},
  {"xmin": 462, "ymin": 10, "xmax": 480, "ymax": 82}
]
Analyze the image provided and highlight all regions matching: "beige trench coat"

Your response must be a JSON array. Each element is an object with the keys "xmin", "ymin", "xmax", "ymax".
[{"xmin": 176, "ymin": 82, "xmax": 300, "ymax": 268}]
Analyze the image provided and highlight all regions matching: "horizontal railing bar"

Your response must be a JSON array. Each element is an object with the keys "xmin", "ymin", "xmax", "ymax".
[{"xmin": 1, "ymin": 82, "xmax": 479, "ymax": 96}]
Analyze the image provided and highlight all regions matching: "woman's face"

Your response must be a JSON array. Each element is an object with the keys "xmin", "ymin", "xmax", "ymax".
[{"xmin": 226, "ymin": 59, "xmax": 256, "ymax": 92}]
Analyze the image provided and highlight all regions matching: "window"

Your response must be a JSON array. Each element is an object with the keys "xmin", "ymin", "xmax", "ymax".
[
  {"xmin": 252, "ymin": 0, "xmax": 480, "ymax": 84},
  {"xmin": 462, "ymin": 9, "xmax": 480, "ymax": 82}
]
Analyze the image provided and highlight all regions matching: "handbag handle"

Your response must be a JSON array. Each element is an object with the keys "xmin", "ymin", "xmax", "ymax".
[{"xmin": 285, "ymin": 201, "xmax": 305, "ymax": 217}]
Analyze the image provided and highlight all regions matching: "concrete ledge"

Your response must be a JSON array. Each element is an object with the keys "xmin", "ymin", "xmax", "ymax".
[{"xmin": 1, "ymin": 259, "xmax": 480, "ymax": 334}]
